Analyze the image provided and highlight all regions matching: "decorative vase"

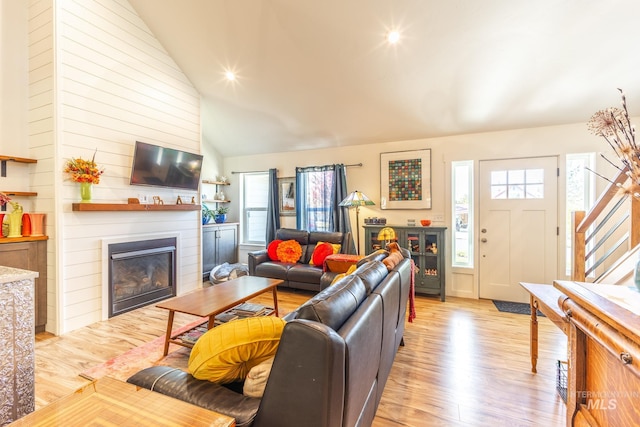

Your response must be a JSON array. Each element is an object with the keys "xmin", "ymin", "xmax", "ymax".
[
  {"xmin": 214, "ymin": 214, "xmax": 226, "ymax": 223},
  {"xmin": 0, "ymin": 213, "xmax": 5, "ymax": 238},
  {"xmin": 22, "ymin": 213, "xmax": 32, "ymax": 236},
  {"xmin": 80, "ymin": 182, "xmax": 92, "ymax": 203},
  {"xmin": 29, "ymin": 213, "xmax": 46, "ymax": 237},
  {"xmin": 7, "ymin": 206, "xmax": 23, "ymax": 238}
]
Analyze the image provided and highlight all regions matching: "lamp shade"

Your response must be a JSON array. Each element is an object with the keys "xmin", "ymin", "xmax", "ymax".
[
  {"xmin": 339, "ymin": 190, "xmax": 375, "ymax": 207},
  {"xmin": 377, "ymin": 227, "xmax": 396, "ymax": 241}
]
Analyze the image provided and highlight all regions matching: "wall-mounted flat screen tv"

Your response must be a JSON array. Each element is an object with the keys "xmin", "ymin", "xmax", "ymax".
[{"xmin": 130, "ymin": 141, "xmax": 203, "ymax": 191}]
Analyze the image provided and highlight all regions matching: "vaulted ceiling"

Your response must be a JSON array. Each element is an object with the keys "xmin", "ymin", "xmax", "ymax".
[{"xmin": 128, "ymin": 0, "xmax": 640, "ymax": 157}]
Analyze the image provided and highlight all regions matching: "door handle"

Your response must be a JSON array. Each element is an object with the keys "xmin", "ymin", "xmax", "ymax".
[{"xmin": 481, "ymin": 238, "xmax": 487, "ymax": 243}]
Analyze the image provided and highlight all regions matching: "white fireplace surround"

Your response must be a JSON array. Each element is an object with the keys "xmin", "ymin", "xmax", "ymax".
[{"xmin": 101, "ymin": 232, "xmax": 181, "ymax": 320}]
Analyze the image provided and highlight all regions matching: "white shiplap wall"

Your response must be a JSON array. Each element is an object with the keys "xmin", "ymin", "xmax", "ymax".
[
  {"xmin": 28, "ymin": 0, "xmax": 56, "ymax": 332},
  {"xmin": 48, "ymin": 0, "xmax": 201, "ymax": 333}
]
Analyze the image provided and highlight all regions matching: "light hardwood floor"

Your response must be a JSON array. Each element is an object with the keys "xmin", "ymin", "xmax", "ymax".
[{"xmin": 33, "ymin": 289, "xmax": 567, "ymax": 426}]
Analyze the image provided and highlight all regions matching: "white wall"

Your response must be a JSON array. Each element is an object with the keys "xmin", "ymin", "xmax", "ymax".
[
  {"xmin": 225, "ymin": 121, "xmax": 616, "ymax": 299},
  {"xmin": 25, "ymin": 0, "xmax": 205, "ymax": 334}
]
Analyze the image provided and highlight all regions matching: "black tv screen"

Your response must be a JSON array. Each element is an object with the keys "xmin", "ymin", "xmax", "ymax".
[{"xmin": 130, "ymin": 141, "xmax": 203, "ymax": 191}]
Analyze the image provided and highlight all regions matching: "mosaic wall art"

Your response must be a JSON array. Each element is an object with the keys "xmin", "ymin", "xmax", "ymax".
[{"xmin": 380, "ymin": 149, "xmax": 431, "ymax": 209}]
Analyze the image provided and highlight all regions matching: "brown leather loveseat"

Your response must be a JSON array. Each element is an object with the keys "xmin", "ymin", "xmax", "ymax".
[
  {"xmin": 127, "ymin": 249, "xmax": 412, "ymax": 427},
  {"xmin": 248, "ymin": 228, "xmax": 352, "ymax": 292}
]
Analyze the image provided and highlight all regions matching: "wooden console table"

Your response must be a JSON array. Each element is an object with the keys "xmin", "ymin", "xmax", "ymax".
[
  {"xmin": 520, "ymin": 282, "xmax": 570, "ymax": 373},
  {"xmin": 9, "ymin": 376, "xmax": 234, "ymax": 426},
  {"xmin": 554, "ymin": 280, "xmax": 640, "ymax": 427}
]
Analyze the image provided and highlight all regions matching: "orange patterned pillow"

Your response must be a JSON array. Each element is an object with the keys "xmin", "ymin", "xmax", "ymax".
[{"xmin": 276, "ymin": 240, "xmax": 303, "ymax": 263}]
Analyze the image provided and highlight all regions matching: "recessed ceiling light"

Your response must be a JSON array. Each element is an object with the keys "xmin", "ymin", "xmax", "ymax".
[
  {"xmin": 225, "ymin": 71, "xmax": 236, "ymax": 81},
  {"xmin": 387, "ymin": 31, "xmax": 400, "ymax": 44}
]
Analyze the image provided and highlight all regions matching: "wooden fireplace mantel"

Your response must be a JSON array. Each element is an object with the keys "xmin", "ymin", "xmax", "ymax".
[{"xmin": 72, "ymin": 203, "xmax": 200, "ymax": 212}]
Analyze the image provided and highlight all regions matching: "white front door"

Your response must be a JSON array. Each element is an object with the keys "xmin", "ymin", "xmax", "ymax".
[{"xmin": 479, "ymin": 157, "xmax": 558, "ymax": 303}]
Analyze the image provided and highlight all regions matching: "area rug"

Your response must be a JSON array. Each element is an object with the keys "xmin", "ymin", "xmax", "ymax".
[
  {"xmin": 80, "ymin": 318, "xmax": 204, "ymax": 382},
  {"xmin": 492, "ymin": 300, "xmax": 545, "ymax": 317}
]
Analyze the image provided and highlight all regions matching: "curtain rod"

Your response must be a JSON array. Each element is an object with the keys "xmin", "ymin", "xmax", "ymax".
[{"xmin": 231, "ymin": 163, "xmax": 362, "ymax": 174}]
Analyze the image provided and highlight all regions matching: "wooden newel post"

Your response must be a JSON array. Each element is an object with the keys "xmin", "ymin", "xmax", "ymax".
[{"xmin": 572, "ymin": 210, "xmax": 586, "ymax": 282}]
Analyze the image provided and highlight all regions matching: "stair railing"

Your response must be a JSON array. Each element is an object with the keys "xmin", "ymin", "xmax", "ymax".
[{"xmin": 572, "ymin": 167, "xmax": 640, "ymax": 282}]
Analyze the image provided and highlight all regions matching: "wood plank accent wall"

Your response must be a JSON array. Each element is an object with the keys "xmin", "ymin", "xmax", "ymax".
[
  {"xmin": 29, "ymin": 0, "xmax": 56, "ymax": 332},
  {"xmin": 29, "ymin": 0, "xmax": 202, "ymax": 334}
]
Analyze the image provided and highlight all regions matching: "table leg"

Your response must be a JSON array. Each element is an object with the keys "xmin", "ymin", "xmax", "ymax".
[
  {"xmin": 207, "ymin": 315, "xmax": 216, "ymax": 329},
  {"xmin": 530, "ymin": 295, "xmax": 539, "ymax": 373},
  {"xmin": 272, "ymin": 287, "xmax": 279, "ymax": 317},
  {"xmin": 163, "ymin": 310, "xmax": 175, "ymax": 357}
]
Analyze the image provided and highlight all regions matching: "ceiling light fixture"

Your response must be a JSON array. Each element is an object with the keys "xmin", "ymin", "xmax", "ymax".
[
  {"xmin": 387, "ymin": 30, "xmax": 400, "ymax": 44},
  {"xmin": 224, "ymin": 70, "xmax": 236, "ymax": 81}
]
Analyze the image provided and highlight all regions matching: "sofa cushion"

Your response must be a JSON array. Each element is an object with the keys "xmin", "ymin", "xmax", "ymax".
[
  {"xmin": 267, "ymin": 240, "xmax": 282, "ymax": 260},
  {"xmin": 188, "ymin": 316, "xmax": 286, "ymax": 384},
  {"xmin": 243, "ymin": 356, "xmax": 275, "ymax": 398},
  {"xmin": 306, "ymin": 231, "xmax": 346, "ymax": 262},
  {"xmin": 287, "ymin": 264, "xmax": 324, "ymax": 284},
  {"xmin": 354, "ymin": 260, "xmax": 388, "ymax": 294},
  {"xmin": 254, "ymin": 262, "xmax": 290, "ymax": 280},
  {"xmin": 295, "ymin": 274, "xmax": 367, "ymax": 330},
  {"xmin": 276, "ymin": 240, "xmax": 303, "ymax": 263}
]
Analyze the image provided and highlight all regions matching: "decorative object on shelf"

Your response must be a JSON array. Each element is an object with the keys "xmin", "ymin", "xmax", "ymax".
[
  {"xmin": 380, "ymin": 149, "xmax": 432, "ymax": 209},
  {"xmin": 278, "ymin": 177, "xmax": 296, "ymax": 216},
  {"xmin": 0, "ymin": 213, "xmax": 4, "ymax": 237},
  {"xmin": 22, "ymin": 213, "xmax": 31, "ymax": 236},
  {"xmin": 587, "ymin": 88, "xmax": 640, "ymax": 197},
  {"xmin": 7, "ymin": 201, "xmax": 23, "ymax": 238},
  {"xmin": 217, "ymin": 190, "xmax": 226, "ymax": 201},
  {"xmin": 153, "ymin": 196, "xmax": 164, "ymax": 205},
  {"xmin": 377, "ymin": 226, "xmax": 397, "ymax": 247},
  {"xmin": 214, "ymin": 206, "xmax": 229, "ymax": 223},
  {"xmin": 202, "ymin": 204, "xmax": 214, "ymax": 225},
  {"xmin": 79, "ymin": 182, "xmax": 92, "ymax": 203},
  {"xmin": 219, "ymin": 176, "xmax": 228, "ymax": 183},
  {"xmin": 0, "ymin": 192, "xmax": 10, "ymax": 213},
  {"xmin": 339, "ymin": 190, "xmax": 375, "ymax": 254},
  {"xmin": 176, "ymin": 196, "xmax": 183, "ymax": 205},
  {"xmin": 364, "ymin": 217, "xmax": 386, "ymax": 224},
  {"xmin": 63, "ymin": 149, "xmax": 104, "ymax": 203},
  {"xmin": 127, "ymin": 198, "xmax": 140, "ymax": 204},
  {"xmin": 420, "ymin": 219, "xmax": 432, "ymax": 226},
  {"xmin": 29, "ymin": 213, "xmax": 45, "ymax": 237}
]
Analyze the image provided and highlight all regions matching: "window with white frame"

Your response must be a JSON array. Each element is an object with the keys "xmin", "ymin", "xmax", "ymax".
[
  {"xmin": 452, "ymin": 160, "xmax": 473, "ymax": 267},
  {"xmin": 565, "ymin": 153, "xmax": 595, "ymax": 275},
  {"xmin": 241, "ymin": 172, "xmax": 269, "ymax": 244}
]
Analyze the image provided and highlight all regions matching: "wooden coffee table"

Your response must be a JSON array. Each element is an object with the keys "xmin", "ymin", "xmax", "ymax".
[
  {"xmin": 10, "ymin": 376, "xmax": 235, "ymax": 426},
  {"xmin": 157, "ymin": 276, "xmax": 282, "ymax": 356}
]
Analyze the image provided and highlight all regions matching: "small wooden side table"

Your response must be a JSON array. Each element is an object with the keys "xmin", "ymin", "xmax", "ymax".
[{"xmin": 323, "ymin": 254, "xmax": 364, "ymax": 273}]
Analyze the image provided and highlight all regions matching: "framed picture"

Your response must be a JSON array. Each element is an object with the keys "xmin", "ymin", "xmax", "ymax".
[
  {"xmin": 279, "ymin": 177, "xmax": 296, "ymax": 216},
  {"xmin": 380, "ymin": 149, "xmax": 432, "ymax": 209}
]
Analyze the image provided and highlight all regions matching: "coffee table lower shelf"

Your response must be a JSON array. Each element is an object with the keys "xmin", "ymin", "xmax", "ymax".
[{"xmin": 170, "ymin": 306, "xmax": 276, "ymax": 350}]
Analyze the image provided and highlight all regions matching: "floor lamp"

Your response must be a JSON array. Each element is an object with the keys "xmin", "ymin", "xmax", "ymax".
[{"xmin": 339, "ymin": 190, "xmax": 375, "ymax": 254}]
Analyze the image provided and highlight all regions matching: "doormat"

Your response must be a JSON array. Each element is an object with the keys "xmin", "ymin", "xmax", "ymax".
[{"xmin": 492, "ymin": 300, "xmax": 545, "ymax": 317}]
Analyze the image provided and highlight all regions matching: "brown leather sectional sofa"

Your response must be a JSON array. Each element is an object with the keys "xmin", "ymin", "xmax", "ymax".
[{"xmin": 127, "ymin": 249, "xmax": 412, "ymax": 427}]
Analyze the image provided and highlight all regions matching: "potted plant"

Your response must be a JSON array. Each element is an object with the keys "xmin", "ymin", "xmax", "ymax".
[
  {"xmin": 202, "ymin": 204, "xmax": 214, "ymax": 225},
  {"xmin": 214, "ymin": 206, "xmax": 229, "ymax": 223}
]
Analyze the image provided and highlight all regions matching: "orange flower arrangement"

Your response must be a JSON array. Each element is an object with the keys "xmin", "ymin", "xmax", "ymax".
[
  {"xmin": 63, "ymin": 150, "xmax": 104, "ymax": 184},
  {"xmin": 276, "ymin": 239, "xmax": 302, "ymax": 263}
]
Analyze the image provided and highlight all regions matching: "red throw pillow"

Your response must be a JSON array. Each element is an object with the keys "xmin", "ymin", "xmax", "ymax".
[
  {"xmin": 311, "ymin": 242, "xmax": 334, "ymax": 266},
  {"xmin": 267, "ymin": 240, "xmax": 282, "ymax": 261}
]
